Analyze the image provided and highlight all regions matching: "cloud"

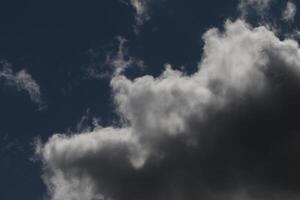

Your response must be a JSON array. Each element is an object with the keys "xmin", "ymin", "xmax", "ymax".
[
  {"xmin": 106, "ymin": 37, "xmax": 135, "ymax": 75},
  {"xmin": 37, "ymin": 19, "xmax": 300, "ymax": 200},
  {"xmin": 0, "ymin": 61, "xmax": 43, "ymax": 107},
  {"xmin": 119, "ymin": 0, "xmax": 150, "ymax": 34},
  {"xmin": 130, "ymin": 0, "xmax": 150, "ymax": 25},
  {"xmin": 238, "ymin": 0, "xmax": 272, "ymax": 18},
  {"xmin": 125, "ymin": 0, "xmax": 151, "ymax": 34},
  {"xmin": 282, "ymin": 1, "xmax": 297, "ymax": 22},
  {"xmin": 86, "ymin": 36, "xmax": 145, "ymax": 79}
]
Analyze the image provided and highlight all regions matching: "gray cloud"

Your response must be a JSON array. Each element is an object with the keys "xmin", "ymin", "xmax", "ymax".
[
  {"xmin": 238, "ymin": 0, "xmax": 272, "ymax": 18},
  {"xmin": 119, "ymin": 0, "xmax": 150, "ymax": 34},
  {"xmin": 0, "ymin": 62, "xmax": 43, "ymax": 107},
  {"xmin": 130, "ymin": 0, "xmax": 150, "ymax": 25},
  {"xmin": 86, "ymin": 36, "xmax": 145, "ymax": 79},
  {"xmin": 282, "ymin": 1, "xmax": 297, "ymax": 22},
  {"xmin": 37, "ymin": 19, "xmax": 300, "ymax": 200}
]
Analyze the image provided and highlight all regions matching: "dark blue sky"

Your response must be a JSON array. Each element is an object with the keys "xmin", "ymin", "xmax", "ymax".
[{"xmin": 0, "ymin": 0, "xmax": 299, "ymax": 199}]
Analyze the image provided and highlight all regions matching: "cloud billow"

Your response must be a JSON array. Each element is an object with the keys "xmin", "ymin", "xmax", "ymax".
[{"xmin": 38, "ymin": 19, "xmax": 300, "ymax": 200}]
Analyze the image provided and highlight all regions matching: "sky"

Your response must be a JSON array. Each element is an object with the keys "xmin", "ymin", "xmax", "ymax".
[{"xmin": 1, "ymin": 0, "xmax": 300, "ymax": 200}]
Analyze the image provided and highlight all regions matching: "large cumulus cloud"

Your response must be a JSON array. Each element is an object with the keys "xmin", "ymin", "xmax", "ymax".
[{"xmin": 38, "ymin": 19, "xmax": 300, "ymax": 200}]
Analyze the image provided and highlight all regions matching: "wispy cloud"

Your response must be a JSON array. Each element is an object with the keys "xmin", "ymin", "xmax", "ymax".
[
  {"xmin": 130, "ymin": 0, "xmax": 150, "ymax": 25},
  {"xmin": 238, "ymin": 0, "xmax": 272, "ymax": 18},
  {"xmin": 282, "ymin": 1, "xmax": 297, "ymax": 22},
  {"xmin": 0, "ymin": 61, "xmax": 44, "ymax": 108},
  {"xmin": 85, "ymin": 36, "xmax": 145, "ymax": 79}
]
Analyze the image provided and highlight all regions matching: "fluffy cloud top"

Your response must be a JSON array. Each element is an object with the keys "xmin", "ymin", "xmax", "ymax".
[
  {"xmin": 37, "ymin": 19, "xmax": 300, "ymax": 200},
  {"xmin": 0, "ymin": 62, "xmax": 43, "ymax": 107}
]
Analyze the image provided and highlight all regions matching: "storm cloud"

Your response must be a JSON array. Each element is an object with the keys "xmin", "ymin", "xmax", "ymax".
[{"xmin": 38, "ymin": 19, "xmax": 300, "ymax": 200}]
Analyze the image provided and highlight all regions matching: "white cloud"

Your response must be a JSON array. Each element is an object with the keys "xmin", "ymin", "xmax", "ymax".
[
  {"xmin": 0, "ymin": 62, "xmax": 43, "ymax": 107},
  {"xmin": 282, "ymin": 1, "xmax": 297, "ymax": 22},
  {"xmin": 38, "ymin": 19, "xmax": 300, "ymax": 200}
]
